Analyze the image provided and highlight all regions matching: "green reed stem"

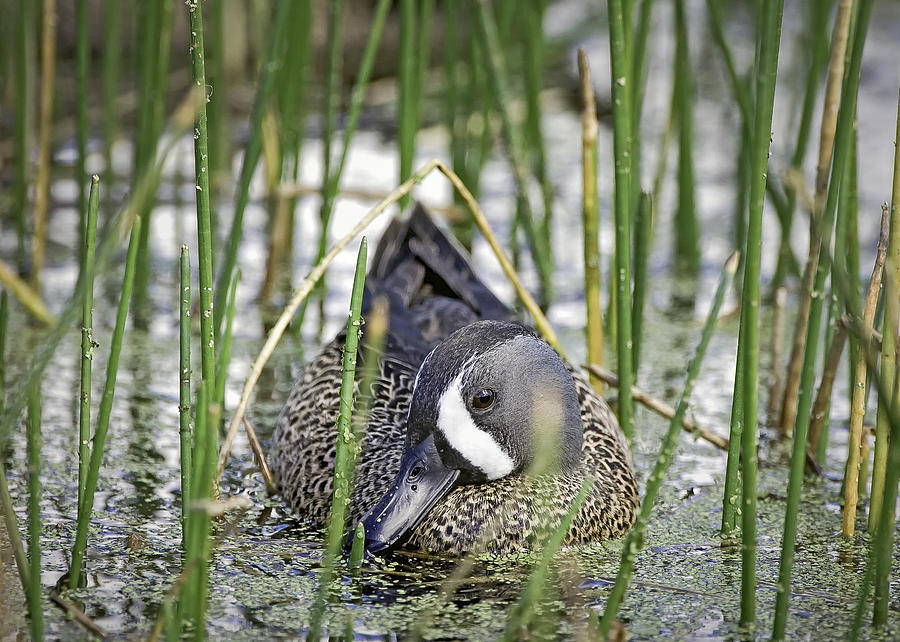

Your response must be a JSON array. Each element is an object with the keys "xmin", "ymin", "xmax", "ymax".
[
  {"xmin": 870, "ymin": 76, "xmax": 900, "ymax": 540},
  {"xmin": 69, "ymin": 217, "xmax": 142, "ymax": 589},
  {"xmin": 771, "ymin": 3, "xmax": 871, "ymax": 637},
  {"xmin": 631, "ymin": 192, "xmax": 652, "ymax": 375},
  {"xmin": 179, "ymin": 246, "xmax": 192, "ymax": 537},
  {"xmin": 348, "ymin": 523, "xmax": 365, "ymax": 571},
  {"xmin": 13, "ymin": 0, "xmax": 30, "ymax": 271},
  {"xmin": 186, "ymin": 381, "xmax": 214, "ymax": 640},
  {"xmin": 75, "ymin": 0, "xmax": 89, "ymax": 243},
  {"xmin": 133, "ymin": 1, "xmax": 160, "ymax": 184},
  {"xmin": 0, "ymin": 296, "xmax": 28, "ymax": 598},
  {"xmin": 474, "ymin": 0, "xmax": 553, "ymax": 308},
  {"xmin": 738, "ymin": 0, "xmax": 784, "ymax": 628},
  {"xmin": 672, "ymin": 0, "xmax": 699, "ymax": 278},
  {"xmin": 629, "ymin": 0, "xmax": 655, "ymax": 207},
  {"xmin": 601, "ymin": 252, "xmax": 738, "ymax": 638},
  {"xmin": 309, "ymin": 238, "xmax": 368, "ymax": 642},
  {"xmin": 0, "ymin": 291, "xmax": 6, "ymax": 405},
  {"xmin": 215, "ymin": 269, "xmax": 240, "ymax": 414},
  {"xmin": 278, "ymin": 0, "xmax": 313, "ymax": 186},
  {"xmin": 27, "ymin": 379, "xmax": 43, "ymax": 640},
  {"xmin": 294, "ymin": 0, "xmax": 342, "ymax": 334},
  {"xmin": 213, "ymin": 0, "xmax": 291, "ymax": 340},
  {"xmin": 186, "ymin": 0, "xmax": 218, "ymax": 392},
  {"xmin": 871, "ymin": 72, "xmax": 900, "ymax": 626},
  {"xmin": 0, "ymin": 292, "xmax": 28, "ymax": 595},
  {"xmin": 706, "ymin": 0, "xmax": 794, "ymax": 280},
  {"xmin": 502, "ymin": 480, "xmax": 592, "ymax": 641},
  {"xmin": 579, "ymin": 49, "xmax": 603, "ymax": 390},
  {"xmin": 329, "ymin": 237, "xmax": 368, "ymax": 544},
  {"xmin": 721, "ymin": 330, "xmax": 744, "ymax": 536},
  {"xmin": 607, "ymin": 0, "xmax": 634, "ymax": 443},
  {"xmin": 206, "ymin": 0, "xmax": 229, "ymax": 194},
  {"xmin": 101, "ymin": 0, "xmax": 121, "ymax": 187},
  {"xmin": 771, "ymin": 0, "xmax": 832, "ymax": 292},
  {"xmin": 134, "ymin": 0, "xmax": 174, "ymax": 321},
  {"xmin": 872, "ymin": 399, "xmax": 899, "ymax": 627},
  {"xmin": 78, "ymin": 176, "xmax": 100, "ymax": 509},
  {"xmin": 523, "ymin": 0, "xmax": 554, "ymax": 264},
  {"xmin": 302, "ymin": 0, "xmax": 388, "ymax": 334}
]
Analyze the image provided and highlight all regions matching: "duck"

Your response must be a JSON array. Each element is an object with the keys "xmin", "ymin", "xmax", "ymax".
[{"xmin": 270, "ymin": 205, "xmax": 639, "ymax": 555}]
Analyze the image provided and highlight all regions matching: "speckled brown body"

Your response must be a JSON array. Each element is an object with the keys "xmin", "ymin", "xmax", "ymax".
[{"xmin": 270, "ymin": 209, "xmax": 639, "ymax": 554}]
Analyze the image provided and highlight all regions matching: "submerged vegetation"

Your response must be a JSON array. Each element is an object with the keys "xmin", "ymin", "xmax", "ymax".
[{"xmin": 0, "ymin": 0, "xmax": 898, "ymax": 639}]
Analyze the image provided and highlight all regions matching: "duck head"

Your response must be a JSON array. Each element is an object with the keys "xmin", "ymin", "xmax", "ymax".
[{"xmin": 360, "ymin": 320, "xmax": 584, "ymax": 554}]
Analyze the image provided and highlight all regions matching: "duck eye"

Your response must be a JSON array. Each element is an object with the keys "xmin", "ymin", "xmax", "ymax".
[{"xmin": 472, "ymin": 388, "xmax": 495, "ymax": 409}]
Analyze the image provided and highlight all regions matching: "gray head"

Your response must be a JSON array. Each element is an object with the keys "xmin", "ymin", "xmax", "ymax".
[
  {"xmin": 360, "ymin": 320, "xmax": 584, "ymax": 554},
  {"xmin": 408, "ymin": 320, "xmax": 584, "ymax": 481}
]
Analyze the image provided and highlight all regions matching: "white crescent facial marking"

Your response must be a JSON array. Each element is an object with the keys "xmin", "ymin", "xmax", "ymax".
[{"xmin": 436, "ymin": 373, "xmax": 514, "ymax": 481}]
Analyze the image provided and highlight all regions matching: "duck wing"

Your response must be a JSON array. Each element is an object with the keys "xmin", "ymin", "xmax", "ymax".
[{"xmin": 365, "ymin": 203, "xmax": 514, "ymax": 355}]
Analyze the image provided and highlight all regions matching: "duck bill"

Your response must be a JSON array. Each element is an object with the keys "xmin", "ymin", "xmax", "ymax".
[{"xmin": 360, "ymin": 434, "xmax": 459, "ymax": 555}]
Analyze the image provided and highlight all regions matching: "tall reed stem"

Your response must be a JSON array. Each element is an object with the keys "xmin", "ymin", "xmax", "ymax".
[
  {"xmin": 475, "ymin": 0, "xmax": 553, "ymax": 308},
  {"xmin": 631, "ymin": 193, "xmax": 653, "ymax": 376},
  {"xmin": 13, "ymin": 0, "xmax": 31, "ymax": 271},
  {"xmin": 579, "ymin": 49, "xmax": 603, "ymax": 390},
  {"xmin": 843, "ymin": 208, "xmax": 889, "ymax": 538},
  {"xmin": 31, "ymin": 0, "xmax": 56, "ymax": 291},
  {"xmin": 308, "ymin": 238, "xmax": 368, "ymax": 641},
  {"xmin": 214, "ymin": 270, "xmax": 240, "ymax": 413},
  {"xmin": 186, "ymin": 0, "xmax": 217, "ymax": 391},
  {"xmin": 179, "ymin": 246, "xmax": 193, "ymax": 538},
  {"xmin": 185, "ymin": 382, "xmax": 213, "ymax": 639},
  {"xmin": 606, "ymin": 0, "xmax": 634, "ymax": 442},
  {"xmin": 75, "ymin": 0, "xmax": 89, "ymax": 242},
  {"xmin": 600, "ymin": 252, "xmax": 738, "ymax": 638},
  {"xmin": 304, "ymin": 0, "xmax": 389, "ymax": 334},
  {"xmin": 78, "ymin": 177, "xmax": 100, "ymax": 509},
  {"xmin": 772, "ymin": 0, "xmax": 870, "ymax": 636},
  {"xmin": 69, "ymin": 217, "xmax": 143, "ymax": 589},
  {"xmin": 737, "ymin": 0, "xmax": 784, "ymax": 628},
  {"xmin": 101, "ymin": 0, "xmax": 121, "ymax": 187},
  {"xmin": 672, "ymin": 0, "xmax": 699, "ymax": 279},
  {"xmin": 778, "ymin": 0, "xmax": 854, "ymax": 437},
  {"xmin": 870, "ymin": 70, "xmax": 900, "ymax": 623},
  {"xmin": 27, "ymin": 380, "xmax": 43, "ymax": 640},
  {"xmin": 213, "ymin": 0, "xmax": 290, "ymax": 340}
]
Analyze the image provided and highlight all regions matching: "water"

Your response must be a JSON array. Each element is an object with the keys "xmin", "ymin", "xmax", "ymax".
[{"xmin": 3, "ymin": 2, "xmax": 900, "ymax": 639}]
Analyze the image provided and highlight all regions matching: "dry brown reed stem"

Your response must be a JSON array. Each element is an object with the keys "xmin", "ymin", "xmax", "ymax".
[
  {"xmin": 259, "ymin": 193, "xmax": 293, "ymax": 305},
  {"xmin": 807, "ymin": 319, "xmax": 848, "ymax": 457},
  {"xmin": 49, "ymin": 592, "xmax": 109, "ymax": 639},
  {"xmin": 768, "ymin": 286, "xmax": 787, "ymax": 423},
  {"xmin": 578, "ymin": 48, "xmax": 604, "ymax": 392},
  {"xmin": 778, "ymin": 0, "xmax": 854, "ymax": 437},
  {"xmin": 583, "ymin": 363, "xmax": 728, "ymax": 451},
  {"xmin": 278, "ymin": 183, "xmax": 465, "ymax": 220},
  {"xmin": 215, "ymin": 159, "xmax": 557, "ymax": 481},
  {"xmin": 242, "ymin": 417, "xmax": 276, "ymax": 495},
  {"xmin": 843, "ymin": 205, "xmax": 890, "ymax": 538},
  {"xmin": 0, "ymin": 259, "xmax": 55, "ymax": 325},
  {"xmin": 31, "ymin": 0, "xmax": 56, "ymax": 291}
]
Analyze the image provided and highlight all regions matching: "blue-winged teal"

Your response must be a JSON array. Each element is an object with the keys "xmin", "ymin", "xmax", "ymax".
[{"xmin": 271, "ymin": 206, "xmax": 638, "ymax": 555}]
